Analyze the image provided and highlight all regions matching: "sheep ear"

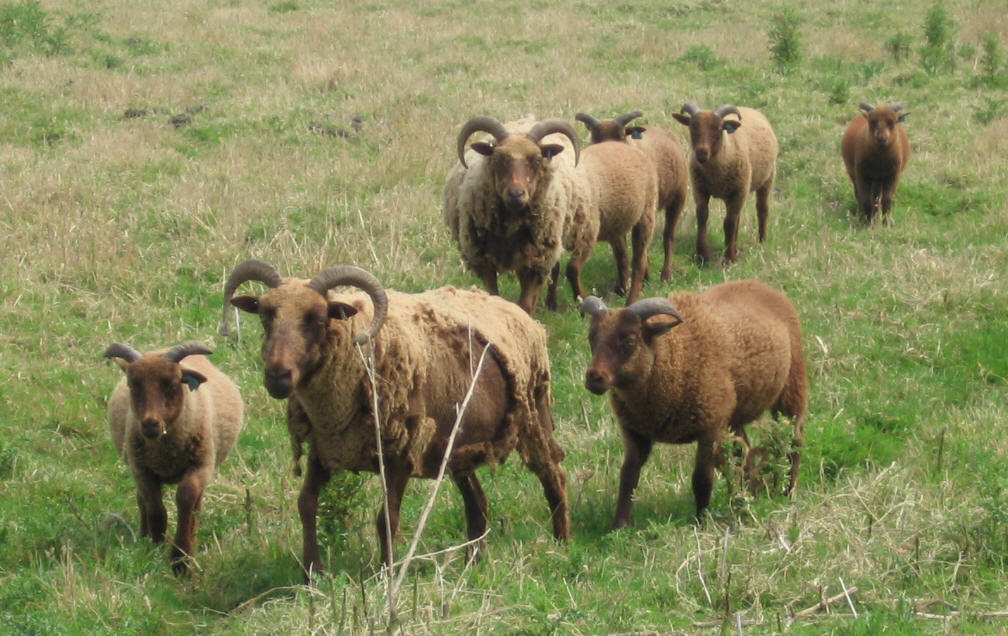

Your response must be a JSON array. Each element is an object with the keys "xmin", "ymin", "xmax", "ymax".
[
  {"xmin": 541, "ymin": 144, "xmax": 565, "ymax": 160},
  {"xmin": 642, "ymin": 316, "xmax": 682, "ymax": 340},
  {"xmin": 722, "ymin": 120, "xmax": 741, "ymax": 134},
  {"xmin": 230, "ymin": 296, "xmax": 260, "ymax": 314},
  {"xmin": 626, "ymin": 126, "xmax": 645, "ymax": 139},
  {"xmin": 181, "ymin": 370, "xmax": 207, "ymax": 391},
  {"xmin": 671, "ymin": 113, "xmax": 691, "ymax": 127},
  {"xmin": 898, "ymin": 112, "xmax": 909, "ymax": 122},
  {"xmin": 329, "ymin": 301, "xmax": 359, "ymax": 321},
  {"xmin": 470, "ymin": 142, "xmax": 494, "ymax": 157}
]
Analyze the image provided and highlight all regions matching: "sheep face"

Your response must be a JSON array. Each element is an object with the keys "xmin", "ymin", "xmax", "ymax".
[
  {"xmin": 673, "ymin": 110, "xmax": 741, "ymax": 165},
  {"xmin": 585, "ymin": 309, "xmax": 679, "ymax": 395},
  {"xmin": 231, "ymin": 284, "xmax": 359, "ymax": 400},
  {"xmin": 470, "ymin": 136, "xmax": 565, "ymax": 213},
  {"xmin": 863, "ymin": 106, "xmax": 907, "ymax": 150},
  {"xmin": 114, "ymin": 356, "xmax": 207, "ymax": 439}
]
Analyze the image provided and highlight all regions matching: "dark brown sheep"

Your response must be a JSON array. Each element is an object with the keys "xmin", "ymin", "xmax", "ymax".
[
  {"xmin": 222, "ymin": 260, "xmax": 569, "ymax": 580},
  {"xmin": 581, "ymin": 280, "xmax": 807, "ymax": 526},
  {"xmin": 841, "ymin": 102, "xmax": 911, "ymax": 225}
]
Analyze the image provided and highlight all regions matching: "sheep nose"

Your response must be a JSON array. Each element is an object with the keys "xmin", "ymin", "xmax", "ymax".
[
  {"xmin": 695, "ymin": 149, "xmax": 710, "ymax": 163},
  {"xmin": 585, "ymin": 369, "xmax": 610, "ymax": 395},
  {"xmin": 141, "ymin": 418, "xmax": 163, "ymax": 438},
  {"xmin": 505, "ymin": 187, "xmax": 527, "ymax": 207},
  {"xmin": 264, "ymin": 368, "xmax": 294, "ymax": 399}
]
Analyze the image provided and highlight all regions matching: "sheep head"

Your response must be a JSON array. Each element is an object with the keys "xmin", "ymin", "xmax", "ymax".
[
  {"xmin": 224, "ymin": 260, "xmax": 388, "ymax": 400},
  {"xmin": 672, "ymin": 103, "xmax": 742, "ymax": 164},
  {"xmin": 456, "ymin": 116, "xmax": 581, "ymax": 214},
  {"xmin": 575, "ymin": 110, "xmax": 643, "ymax": 144},
  {"xmin": 581, "ymin": 296, "xmax": 683, "ymax": 395},
  {"xmin": 104, "ymin": 342, "xmax": 211, "ymax": 439},
  {"xmin": 858, "ymin": 103, "xmax": 908, "ymax": 149}
]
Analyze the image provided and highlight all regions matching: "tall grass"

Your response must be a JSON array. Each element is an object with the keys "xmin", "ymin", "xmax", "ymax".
[{"xmin": 1, "ymin": 0, "xmax": 1006, "ymax": 633}]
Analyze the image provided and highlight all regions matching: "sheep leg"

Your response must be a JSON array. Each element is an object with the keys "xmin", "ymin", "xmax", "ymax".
[
  {"xmin": 451, "ymin": 472, "xmax": 488, "ymax": 562},
  {"xmin": 529, "ymin": 458, "xmax": 570, "ymax": 541},
  {"xmin": 135, "ymin": 474, "xmax": 167, "ymax": 543},
  {"xmin": 612, "ymin": 427, "xmax": 653, "ymax": 530},
  {"xmin": 694, "ymin": 194, "xmax": 712, "ymax": 265},
  {"xmin": 628, "ymin": 216, "xmax": 654, "ymax": 305},
  {"xmin": 474, "ymin": 264, "xmax": 499, "ymax": 296},
  {"xmin": 564, "ymin": 245, "xmax": 592, "ymax": 304},
  {"xmin": 786, "ymin": 411, "xmax": 806, "ymax": 496},
  {"xmin": 171, "ymin": 470, "xmax": 209, "ymax": 575},
  {"xmin": 545, "ymin": 262, "xmax": 561, "ymax": 311},
  {"xmin": 879, "ymin": 177, "xmax": 898, "ymax": 226},
  {"xmin": 721, "ymin": 194, "xmax": 744, "ymax": 263},
  {"xmin": 660, "ymin": 196, "xmax": 685, "ymax": 281},
  {"xmin": 692, "ymin": 436, "xmax": 717, "ymax": 518},
  {"xmin": 755, "ymin": 183, "xmax": 772, "ymax": 243},
  {"xmin": 376, "ymin": 456, "xmax": 411, "ymax": 572},
  {"xmin": 609, "ymin": 235, "xmax": 630, "ymax": 297},
  {"xmin": 516, "ymin": 268, "xmax": 547, "ymax": 316},
  {"xmin": 298, "ymin": 453, "xmax": 332, "ymax": 581},
  {"xmin": 857, "ymin": 180, "xmax": 877, "ymax": 224}
]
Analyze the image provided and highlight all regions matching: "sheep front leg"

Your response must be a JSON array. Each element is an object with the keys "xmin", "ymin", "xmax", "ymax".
[
  {"xmin": 692, "ymin": 436, "xmax": 717, "ymax": 518},
  {"xmin": 612, "ymin": 427, "xmax": 653, "ymax": 530},
  {"xmin": 545, "ymin": 263, "xmax": 561, "ymax": 311},
  {"xmin": 694, "ymin": 194, "xmax": 712, "ymax": 265},
  {"xmin": 376, "ymin": 456, "xmax": 411, "ymax": 572},
  {"xmin": 516, "ymin": 268, "xmax": 547, "ymax": 316},
  {"xmin": 474, "ymin": 264, "xmax": 499, "ymax": 296},
  {"xmin": 452, "ymin": 472, "xmax": 489, "ymax": 562},
  {"xmin": 172, "ymin": 469, "xmax": 210, "ymax": 575},
  {"xmin": 721, "ymin": 193, "xmax": 745, "ymax": 263},
  {"xmin": 298, "ymin": 453, "xmax": 332, "ymax": 582},
  {"xmin": 135, "ymin": 472, "xmax": 167, "ymax": 543},
  {"xmin": 879, "ymin": 177, "xmax": 899, "ymax": 226}
]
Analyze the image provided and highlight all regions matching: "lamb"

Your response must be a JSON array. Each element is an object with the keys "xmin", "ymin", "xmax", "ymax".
[
  {"xmin": 221, "ymin": 259, "xmax": 569, "ymax": 578},
  {"xmin": 579, "ymin": 279, "xmax": 807, "ymax": 526},
  {"xmin": 841, "ymin": 102, "xmax": 911, "ymax": 225},
  {"xmin": 672, "ymin": 103, "xmax": 778, "ymax": 265},
  {"xmin": 443, "ymin": 116, "xmax": 597, "ymax": 314},
  {"xmin": 104, "ymin": 341, "xmax": 243, "ymax": 574},
  {"xmin": 575, "ymin": 110, "xmax": 689, "ymax": 281}
]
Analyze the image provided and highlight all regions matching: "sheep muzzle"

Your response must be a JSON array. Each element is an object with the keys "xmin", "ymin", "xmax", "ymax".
[
  {"xmin": 585, "ymin": 368, "xmax": 611, "ymax": 395},
  {"xmin": 265, "ymin": 367, "xmax": 295, "ymax": 399},
  {"xmin": 141, "ymin": 417, "xmax": 165, "ymax": 439}
]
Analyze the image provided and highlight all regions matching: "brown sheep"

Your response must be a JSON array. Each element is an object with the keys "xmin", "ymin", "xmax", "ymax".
[
  {"xmin": 576, "ymin": 110, "xmax": 689, "ymax": 281},
  {"xmin": 105, "ymin": 342, "xmax": 243, "ymax": 574},
  {"xmin": 580, "ymin": 280, "xmax": 807, "ymax": 526},
  {"xmin": 222, "ymin": 260, "xmax": 569, "ymax": 579},
  {"xmin": 841, "ymin": 102, "xmax": 911, "ymax": 225},
  {"xmin": 672, "ymin": 104, "xmax": 778, "ymax": 265}
]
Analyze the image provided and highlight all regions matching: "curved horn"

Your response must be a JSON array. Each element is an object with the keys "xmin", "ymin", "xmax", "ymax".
[
  {"xmin": 627, "ymin": 297, "xmax": 684, "ymax": 323},
  {"xmin": 615, "ymin": 110, "xmax": 644, "ymax": 127},
  {"xmin": 527, "ymin": 118, "xmax": 582, "ymax": 166},
  {"xmin": 714, "ymin": 104, "xmax": 741, "ymax": 120},
  {"xmin": 859, "ymin": 103, "xmax": 875, "ymax": 113},
  {"xmin": 680, "ymin": 103, "xmax": 700, "ymax": 116},
  {"xmin": 163, "ymin": 341, "xmax": 213, "ymax": 363},
  {"xmin": 104, "ymin": 343, "xmax": 142, "ymax": 363},
  {"xmin": 580, "ymin": 295, "xmax": 609, "ymax": 317},
  {"xmin": 308, "ymin": 266, "xmax": 388, "ymax": 345},
  {"xmin": 574, "ymin": 112, "xmax": 600, "ymax": 131},
  {"xmin": 220, "ymin": 259, "xmax": 284, "ymax": 336},
  {"xmin": 456, "ymin": 116, "xmax": 509, "ymax": 169}
]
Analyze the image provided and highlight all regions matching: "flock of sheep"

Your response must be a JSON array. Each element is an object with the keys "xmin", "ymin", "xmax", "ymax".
[{"xmin": 103, "ymin": 101, "xmax": 910, "ymax": 577}]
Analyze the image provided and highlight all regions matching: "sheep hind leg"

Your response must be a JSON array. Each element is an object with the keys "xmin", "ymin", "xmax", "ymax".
[
  {"xmin": 786, "ymin": 410, "xmax": 806, "ymax": 497},
  {"xmin": 627, "ymin": 216, "xmax": 655, "ymax": 305},
  {"xmin": 660, "ymin": 195, "xmax": 685, "ymax": 281},
  {"xmin": 452, "ymin": 472, "xmax": 488, "ymax": 562},
  {"xmin": 609, "ymin": 235, "xmax": 630, "ymax": 297},
  {"xmin": 692, "ymin": 436, "xmax": 717, "ymax": 518},
  {"xmin": 613, "ymin": 427, "xmax": 653, "ymax": 530},
  {"xmin": 755, "ymin": 182, "xmax": 772, "ymax": 243}
]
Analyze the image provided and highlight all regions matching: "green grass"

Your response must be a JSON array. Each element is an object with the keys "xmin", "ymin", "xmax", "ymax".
[{"xmin": 2, "ymin": 0, "xmax": 1007, "ymax": 633}]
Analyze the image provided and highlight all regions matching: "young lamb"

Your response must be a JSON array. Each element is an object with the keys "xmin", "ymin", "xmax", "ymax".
[
  {"xmin": 672, "ymin": 103, "xmax": 778, "ymax": 265},
  {"xmin": 222, "ymin": 259, "xmax": 569, "ymax": 579},
  {"xmin": 105, "ymin": 341, "xmax": 243, "ymax": 574},
  {"xmin": 575, "ymin": 138, "xmax": 659, "ymax": 305},
  {"xmin": 841, "ymin": 102, "xmax": 911, "ymax": 225},
  {"xmin": 443, "ymin": 116, "xmax": 597, "ymax": 314},
  {"xmin": 576, "ymin": 110, "xmax": 689, "ymax": 281},
  {"xmin": 580, "ymin": 280, "xmax": 807, "ymax": 526}
]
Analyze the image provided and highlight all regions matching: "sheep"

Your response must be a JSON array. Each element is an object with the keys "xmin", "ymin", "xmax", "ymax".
[
  {"xmin": 672, "ymin": 103, "xmax": 778, "ymax": 265},
  {"xmin": 443, "ymin": 116, "xmax": 597, "ymax": 314},
  {"xmin": 575, "ymin": 110, "xmax": 689, "ymax": 281},
  {"xmin": 104, "ymin": 341, "xmax": 243, "ymax": 574},
  {"xmin": 579, "ymin": 279, "xmax": 807, "ymax": 526},
  {"xmin": 221, "ymin": 259, "xmax": 569, "ymax": 578},
  {"xmin": 841, "ymin": 102, "xmax": 911, "ymax": 225}
]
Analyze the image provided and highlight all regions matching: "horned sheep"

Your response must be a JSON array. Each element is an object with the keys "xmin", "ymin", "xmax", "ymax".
[
  {"xmin": 672, "ymin": 104, "xmax": 778, "ymax": 265},
  {"xmin": 576, "ymin": 110, "xmax": 689, "ymax": 281},
  {"xmin": 841, "ymin": 102, "xmax": 911, "ymax": 225},
  {"xmin": 443, "ymin": 116, "xmax": 597, "ymax": 314},
  {"xmin": 222, "ymin": 260, "xmax": 569, "ymax": 578},
  {"xmin": 105, "ymin": 341, "xmax": 243, "ymax": 574},
  {"xmin": 580, "ymin": 280, "xmax": 807, "ymax": 526}
]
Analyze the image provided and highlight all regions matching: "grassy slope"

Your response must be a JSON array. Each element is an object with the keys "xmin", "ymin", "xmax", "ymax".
[{"xmin": 1, "ymin": 0, "xmax": 1006, "ymax": 633}]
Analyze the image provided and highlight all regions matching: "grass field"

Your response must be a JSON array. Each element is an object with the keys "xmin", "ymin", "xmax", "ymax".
[{"xmin": 1, "ymin": 0, "xmax": 1007, "ymax": 633}]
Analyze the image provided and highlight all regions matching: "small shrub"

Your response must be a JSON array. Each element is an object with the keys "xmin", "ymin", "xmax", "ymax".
[
  {"xmin": 973, "ymin": 96, "xmax": 1007, "ymax": 125},
  {"xmin": 885, "ymin": 31, "xmax": 913, "ymax": 61},
  {"xmin": 919, "ymin": 2, "xmax": 955, "ymax": 74},
  {"xmin": 680, "ymin": 44, "xmax": 720, "ymax": 69},
  {"xmin": 768, "ymin": 8, "xmax": 803, "ymax": 71},
  {"xmin": 978, "ymin": 32, "xmax": 1005, "ymax": 87},
  {"xmin": 0, "ymin": 0, "xmax": 68, "ymax": 58}
]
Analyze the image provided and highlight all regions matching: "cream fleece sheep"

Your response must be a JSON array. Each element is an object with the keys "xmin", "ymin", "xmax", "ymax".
[
  {"xmin": 222, "ymin": 260, "xmax": 569, "ymax": 579},
  {"xmin": 105, "ymin": 342, "xmax": 243, "ymax": 574},
  {"xmin": 580, "ymin": 280, "xmax": 807, "ymax": 526},
  {"xmin": 673, "ymin": 104, "xmax": 778, "ymax": 264}
]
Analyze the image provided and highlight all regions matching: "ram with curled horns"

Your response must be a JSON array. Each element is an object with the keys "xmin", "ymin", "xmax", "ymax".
[{"xmin": 222, "ymin": 259, "xmax": 569, "ymax": 579}]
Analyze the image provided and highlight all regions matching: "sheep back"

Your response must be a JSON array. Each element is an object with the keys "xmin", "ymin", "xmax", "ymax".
[
  {"xmin": 579, "ymin": 141, "xmax": 658, "ymax": 242},
  {"xmin": 629, "ymin": 126, "xmax": 689, "ymax": 214}
]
